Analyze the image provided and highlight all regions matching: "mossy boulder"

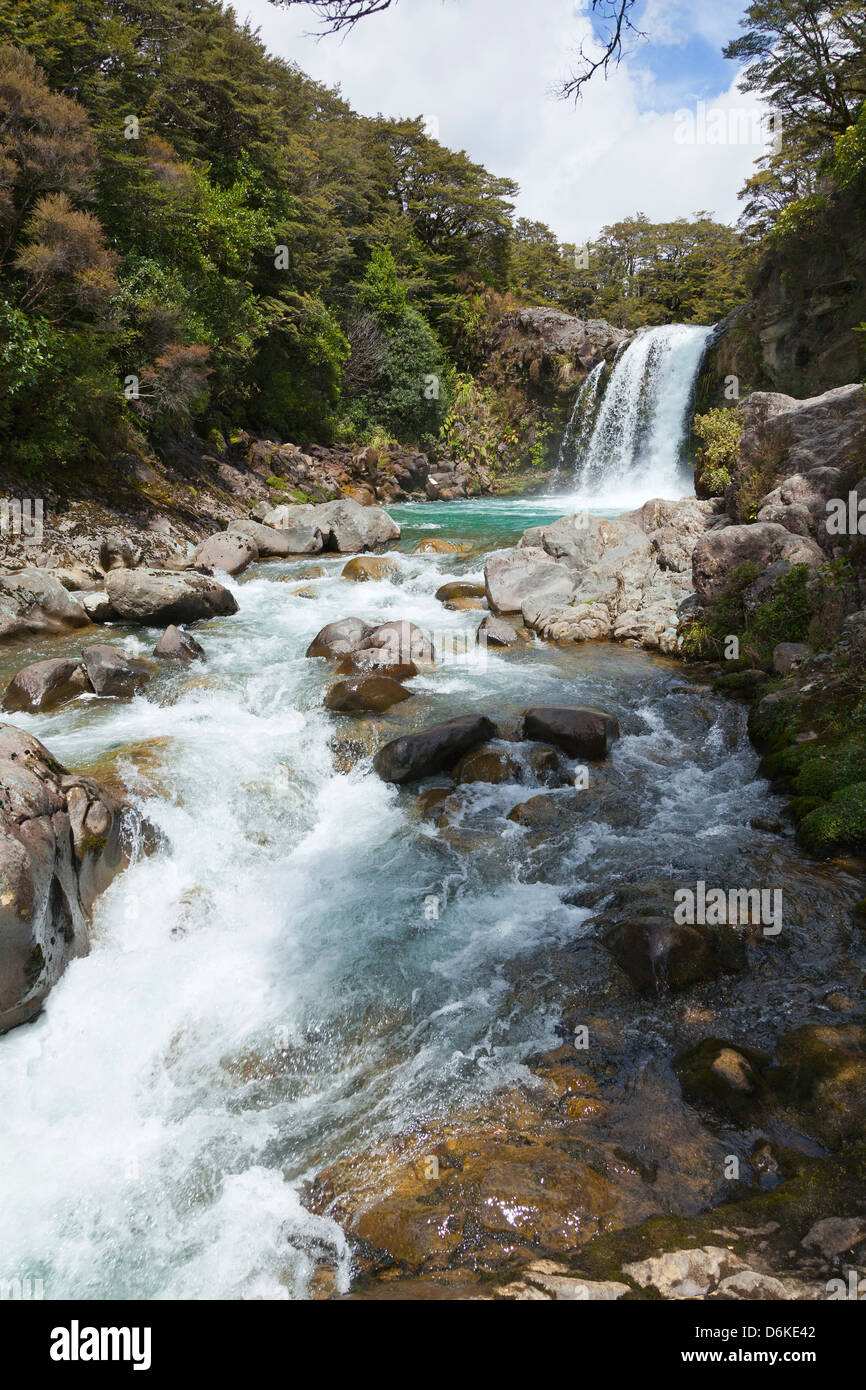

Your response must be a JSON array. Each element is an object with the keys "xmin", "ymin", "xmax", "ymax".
[
  {"xmin": 772, "ymin": 1024, "xmax": 866, "ymax": 1149},
  {"xmin": 797, "ymin": 781, "xmax": 866, "ymax": 857},
  {"xmin": 674, "ymin": 1038, "xmax": 773, "ymax": 1123}
]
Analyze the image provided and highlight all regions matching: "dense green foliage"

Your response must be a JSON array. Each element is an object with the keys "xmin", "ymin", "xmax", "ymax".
[{"xmin": 0, "ymin": 0, "xmax": 757, "ymax": 478}]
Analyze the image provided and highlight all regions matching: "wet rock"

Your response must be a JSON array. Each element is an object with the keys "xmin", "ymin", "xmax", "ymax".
[
  {"xmin": 773, "ymin": 641, "xmax": 811, "ymax": 675},
  {"xmin": 105, "ymin": 569, "xmax": 239, "ymax": 626},
  {"xmin": 507, "ymin": 792, "xmax": 578, "ymax": 828},
  {"xmin": 306, "ymin": 617, "xmax": 374, "ymax": 659},
  {"xmin": 478, "ymin": 614, "xmax": 520, "ymax": 647},
  {"xmin": 324, "ymin": 677, "xmax": 412, "ymax": 714},
  {"xmin": 341, "ymin": 556, "xmax": 400, "ymax": 582},
  {"xmin": 435, "ymin": 581, "xmax": 485, "ymax": 602},
  {"xmin": 1, "ymin": 659, "xmax": 87, "ymax": 714},
  {"xmin": 193, "ymin": 531, "xmax": 258, "ymax": 576},
  {"xmin": 522, "ymin": 706, "xmax": 619, "ymax": 760},
  {"xmin": 455, "ymin": 741, "xmax": 568, "ymax": 787},
  {"xmin": 674, "ymin": 1038, "xmax": 772, "ymax": 1123},
  {"xmin": 226, "ymin": 518, "xmax": 292, "ymax": 557},
  {"xmin": 266, "ymin": 499, "xmax": 399, "ymax": 553},
  {"xmin": 374, "ymin": 715, "xmax": 498, "ymax": 784},
  {"xmin": 601, "ymin": 918, "xmax": 747, "ymax": 996},
  {"xmin": 80, "ymin": 645, "xmax": 152, "ymax": 698},
  {"xmin": 359, "ymin": 621, "xmax": 435, "ymax": 665},
  {"xmin": 772, "ymin": 1023, "xmax": 866, "ymax": 1149},
  {"xmin": 0, "ymin": 569, "xmax": 89, "ymax": 641},
  {"xmin": 412, "ymin": 538, "xmax": 471, "ymax": 555},
  {"xmin": 336, "ymin": 650, "xmax": 418, "ymax": 681},
  {"xmin": 485, "ymin": 546, "xmax": 574, "ymax": 614},
  {"xmin": 0, "ymin": 725, "xmax": 133, "ymax": 1033},
  {"xmin": 153, "ymin": 625, "xmax": 204, "ymax": 663}
]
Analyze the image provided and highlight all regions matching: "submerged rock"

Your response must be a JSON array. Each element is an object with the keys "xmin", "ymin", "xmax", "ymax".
[
  {"xmin": 0, "ymin": 725, "xmax": 134, "ymax": 1033},
  {"xmin": 602, "ymin": 917, "xmax": 747, "ymax": 996},
  {"xmin": 335, "ymin": 650, "xmax": 418, "ymax": 681},
  {"xmin": 374, "ymin": 714, "xmax": 498, "ymax": 784}
]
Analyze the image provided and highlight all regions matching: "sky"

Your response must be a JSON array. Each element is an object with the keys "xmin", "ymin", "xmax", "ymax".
[{"xmin": 239, "ymin": 0, "xmax": 771, "ymax": 244}]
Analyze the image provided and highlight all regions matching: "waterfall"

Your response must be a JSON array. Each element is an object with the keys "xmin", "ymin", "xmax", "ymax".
[
  {"xmin": 570, "ymin": 323, "xmax": 713, "ymax": 507},
  {"xmin": 557, "ymin": 359, "xmax": 606, "ymax": 475}
]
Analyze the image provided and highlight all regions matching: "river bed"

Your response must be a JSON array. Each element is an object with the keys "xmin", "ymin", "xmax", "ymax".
[{"xmin": 0, "ymin": 497, "xmax": 862, "ymax": 1299}]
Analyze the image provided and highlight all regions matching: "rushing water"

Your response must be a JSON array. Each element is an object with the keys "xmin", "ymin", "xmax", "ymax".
[
  {"xmin": 570, "ymin": 324, "xmax": 713, "ymax": 508},
  {"xmin": 0, "ymin": 490, "xmax": 861, "ymax": 1299}
]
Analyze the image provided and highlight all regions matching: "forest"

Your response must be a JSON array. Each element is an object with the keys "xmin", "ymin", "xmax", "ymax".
[{"xmin": 0, "ymin": 0, "xmax": 863, "ymax": 480}]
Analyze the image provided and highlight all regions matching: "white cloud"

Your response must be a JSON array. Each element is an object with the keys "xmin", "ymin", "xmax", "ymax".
[{"xmin": 241, "ymin": 0, "xmax": 768, "ymax": 242}]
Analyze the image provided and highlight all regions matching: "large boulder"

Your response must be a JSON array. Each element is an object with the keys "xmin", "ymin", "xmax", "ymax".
[
  {"xmin": 374, "ymin": 714, "xmax": 499, "ymax": 784},
  {"xmin": 484, "ymin": 547, "xmax": 574, "ymax": 614},
  {"xmin": 692, "ymin": 523, "xmax": 824, "ymax": 604},
  {"xmin": 193, "ymin": 531, "xmax": 258, "ymax": 576},
  {"xmin": 258, "ymin": 506, "xmax": 324, "ymax": 554},
  {"xmin": 105, "ymin": 569, "xmax": 239, "ymax": 626},
  {"xmin": 80, "ymin": 644, "xmax": 152, "ymax": 697},
  {"xmin": 324, "ymin": 677, "xmax": 412, "ymax": 714},
  {"xmin": 0, "ymin": 725, "xmax": 133, "ymax": 1033},
  {"xmin": 306, "ymin": 617, "xmax": 374, "ymax": 659},
  {"xmin": 1, "ymin": 659, "xmax": 87, "ymax": 714},
  {"xmin": 359, "ymin": 621, "xmax": 435, "ymax": 665},
  {"xmin": 521, "ymin": 706, "xmax": 619, "ymax": 760},
  {"xmin": 0, "ymin": 569, "xmax": 89, "ymax": 641},
  {"xmin": 226, "ymin": 518, "xmax": 292, "ymax": 557},
  {"xmin": 262, "ymin": 499, "xmax": 399, "ymax": 553}
]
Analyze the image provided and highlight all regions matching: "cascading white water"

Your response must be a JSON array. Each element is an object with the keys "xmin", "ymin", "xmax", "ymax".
[
  {"xmin": 557, "ymin": 358, "xmax": 606, "ymax": 475},
  {"xmin": 571, "ymin": 324, "xmax": 713, "ymax": 509}
]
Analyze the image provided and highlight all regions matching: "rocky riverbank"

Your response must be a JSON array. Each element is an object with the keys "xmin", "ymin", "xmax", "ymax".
[{"xmin": 1, "ymin": 376, "xmax": 865, "ymax": 1302}]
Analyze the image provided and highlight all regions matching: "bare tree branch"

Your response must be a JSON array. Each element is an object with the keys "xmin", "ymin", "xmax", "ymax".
[
  {"xmin": 270, "ymin": 0, "xmax": 397, "ymax": 33},
  {"xmin": 269, "ymin": 0, "xmax": 646, "ymax": 97},
  {"xmin": 558, "ymin": 0, "xmax": 646, "ymax": 100}
]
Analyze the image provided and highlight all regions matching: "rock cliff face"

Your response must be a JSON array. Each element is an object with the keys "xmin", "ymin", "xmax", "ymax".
[
  {"xmin": 697, "ymin": 194, "xmax": 866, "ymax": 409},
  {"xmin": 0, "ymin": 726, "xmax": 137, "ymax": 1033}
]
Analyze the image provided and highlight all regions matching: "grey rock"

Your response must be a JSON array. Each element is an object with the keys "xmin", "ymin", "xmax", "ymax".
[
  {"xmin": 773, "ymin": 642, "xmax": 811, "ymax": 675},
  {"xmin": 1, "ymin": 659, "xmax": 87, "ymax": 714},
  {"xmin": 153, "ymin": 625, "xmax": 204, "ymax": 663},
  {"xmin": 105, "ymin": 569, "xmax": 239, "ymax": 626},
  {"xmin": 80, "ymin": 645, "xmax": 152, "ymax": 697},
  {"xmin": 374, "ymin": 714, "xmax": 499, "ymax": 784},
  {"xmin": 226, "ymin": 518, "xmax": 292, "ymax": 557},
  {"xmin": 193, "ymin": 531, "xmax": 258, "ymax": 576},
  {"xmin": 0, "ymin": 725, "xmax": 132, "ymax": 1033},
  {"xmin": 0, "ymin": 569, "xmax": 89, "ymax": 641}
]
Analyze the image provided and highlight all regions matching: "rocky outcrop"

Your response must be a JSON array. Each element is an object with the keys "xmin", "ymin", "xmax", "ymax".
[
  {"xmin": 0, "ymin": 569, "xmax": 89, "ymax": 641},
  {"xmin": 0, "ymin": 725, "xmax": 135, "ymax": 1033},
  {"xmin": 692, "ymin": 523, "xmax": 824, "ymax": 604},
  {"xmin": 485, "ymin": 497, "xmax": 720, "ymax": 653},
  {"xmin": 261, "ymin": 499, "xmax": 399, "ymax": 554},
  {"xmin": 105, "ymin": 569, "xmax": 239, "ymax": 626}
]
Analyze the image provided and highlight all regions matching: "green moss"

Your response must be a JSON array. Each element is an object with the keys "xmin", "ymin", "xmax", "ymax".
[
  {"xmin": 797, "ymin": 781, "xmax": 866, "ymax": 857},
  {"xmin": 794, "ymin": 740, "xmax": 866, "ymax": 799},
  {"xmin": 713, "ymin": 669, "xmax": 767, "ymax": 695}
]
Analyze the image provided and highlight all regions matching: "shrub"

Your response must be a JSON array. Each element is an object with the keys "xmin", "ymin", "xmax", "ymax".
[{"xmin": 692, "ymin": 407, "xmax": 743, "ymax": 498}]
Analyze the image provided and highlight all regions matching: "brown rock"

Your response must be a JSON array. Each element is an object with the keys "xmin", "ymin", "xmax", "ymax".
[
  {"xmin": 1, "ymin": 659, "xmax": 87, "ymax": 713},
  {"xmin": 324, "ymin": 677, "xmax": 412, "ymax": 714},
  {"xmin": 341, "ymin": 556, "xmax": 400, "ymax": 583}
]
